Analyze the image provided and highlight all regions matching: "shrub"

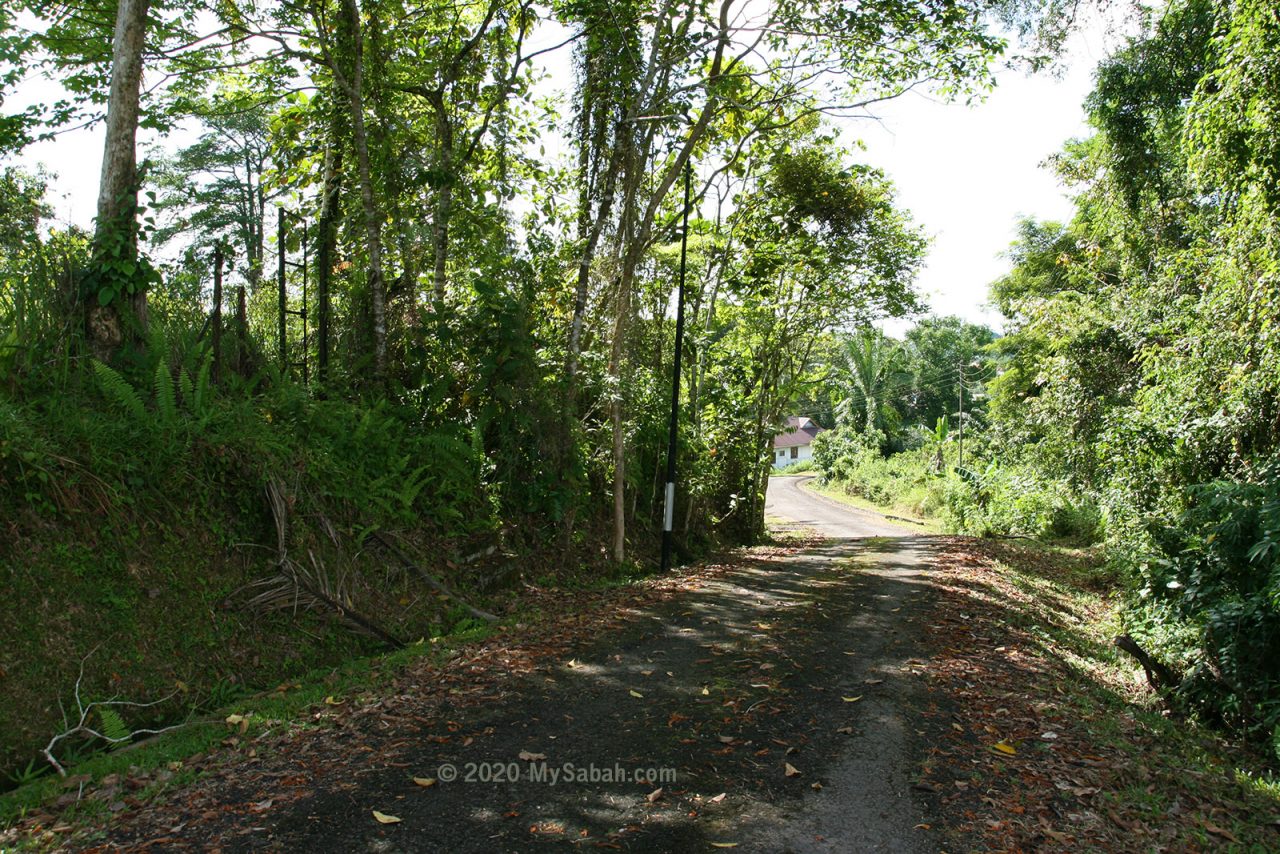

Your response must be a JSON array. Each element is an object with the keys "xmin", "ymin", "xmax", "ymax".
[{"xmin": 1129, "ymin": 456, "xmax": 1280, "ymax": 747}]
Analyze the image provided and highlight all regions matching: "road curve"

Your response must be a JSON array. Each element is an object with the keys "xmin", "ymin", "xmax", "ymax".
[{"xmin": 765, "ymin": 475, "xmax": 915, "ymax": 539}]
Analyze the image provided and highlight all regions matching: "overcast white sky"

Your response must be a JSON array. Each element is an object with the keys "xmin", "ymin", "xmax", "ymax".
[
  {"xmin": 848, "ymin": 34, "xmax": 1111, "ymax": 334},
  {"xmin": 12, "ymin": 18, "xmax": 1120, "ymax": 334}
]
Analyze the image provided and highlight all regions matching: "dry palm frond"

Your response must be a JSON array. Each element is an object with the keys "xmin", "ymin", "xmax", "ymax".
[{"xmin": 237, "ymin": 478, "xmax": 404, "ymax": 648}]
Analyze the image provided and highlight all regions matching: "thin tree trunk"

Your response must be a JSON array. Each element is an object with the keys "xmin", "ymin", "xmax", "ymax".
[
  {"xmin": 336, "ymin": 0, "xmax": 388, "ymax": 384},
  {"xmin": 431, "ymin": 180, "xmax": 452, "ymax": 308},
  {"xmin": 367, "ymin": 7, "xmax": 417, "ymax": 321},
  {"xmin": 609, "ymin": 288, "xmax": 628, "ymax": 563},
  {"xmin": 88, "ymin": 0, "xmax": 151, "ymax": 359},
  {"xmin": 558, "ymin": 127, "xmax": 626, "ymax": 547},
  {"xmin": 425, "ymin": 94, "xmax": 455, "ymax": 312},
  {"xmin": 607, "ymin": 143, "xmax": 647, "ymax": 564},
  {"xmin": 315, "ymin": 142, "xmax": 342, "ymax": 383}
]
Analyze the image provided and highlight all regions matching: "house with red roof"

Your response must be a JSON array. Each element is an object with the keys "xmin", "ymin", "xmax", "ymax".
[{"xmin": 772, "ymin": 416, "xmax": 824, "ymax": 469}]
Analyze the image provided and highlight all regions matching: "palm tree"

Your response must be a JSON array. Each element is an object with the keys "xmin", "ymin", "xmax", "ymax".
[{"xmin": 834, "ymin": 329, "xmax": 907, "ymax": 441}]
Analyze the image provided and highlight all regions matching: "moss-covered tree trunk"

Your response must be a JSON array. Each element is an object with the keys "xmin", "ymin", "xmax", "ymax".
[{"xmin": 88, "ymin": 0, "xmax": 151, "ymax": 360}]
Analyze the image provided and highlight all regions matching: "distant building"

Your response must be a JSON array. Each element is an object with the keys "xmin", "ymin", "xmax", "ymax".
[{"xmin": 772, "ymin": 416, "xmax": 824, "ymax": 469}]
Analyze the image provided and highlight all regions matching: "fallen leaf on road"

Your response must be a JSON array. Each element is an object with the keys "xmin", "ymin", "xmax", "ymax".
[
  {"xmin": 991, "ymin": 742, "xmax": 1017, "ymax": 756},
  {"xmin": 629, "ymin": 689, "xmax": 644, "ymax": 698},
  {"xmin": 412, "ymin": 777, "xmax": 436, "ymax": 788},
  {"xmin": 518, "ymin": 751, "xmax": 547, "ymax": 761},
  {"xmin": 710, "ymin": 843, "xmax": 738, "ymax": 848},
  {"xmin": 784, "ymin": 763, "xmax": 801, "ymax": 777},
  {"xmin": 842, "ymin": 695, "xmax": 863, "ymax": 703},
  {"xmin": 372, "ymin": 810, "xmax": 402, "ymax": 824},
  {"xmin": 647, "ymin": 788, "xmax": 663, "ymax": 803},
  {"xmin": 708, "ymin": 793, "xmax": 727, "ymax": 803}
]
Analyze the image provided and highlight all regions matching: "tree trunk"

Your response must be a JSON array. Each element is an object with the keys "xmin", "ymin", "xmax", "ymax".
[
  {"xmin": 607, "ymin": 150, "xmax": 647, "ymax": 564},
  {"xmin": 88, "ymin": 0, "xmax": 151, "ymax": 360},
  {"xmin": 430, "ymin": 101, "xmax": 454, "ymax": 312},
  {"xmin": 315, "ymin": 142, "xmax": 342, "ymax": 384},
  {"xmin": 336, "ymin": 0, "xmax": 388, "ymax": 384},
  {"xmin": 558, "ymin": 126, "xmax": 625, "ymax": 547},
  {"xmin": 367, "ymin": 7, "xmax": 417, "ymax": 322},
  {"xmin": 431, "ymin": 181, "xmax": 452, "ymax": 309},
  {"xmin": 609, "ymin": 286, "xmax": 629, "ymax": 563}
]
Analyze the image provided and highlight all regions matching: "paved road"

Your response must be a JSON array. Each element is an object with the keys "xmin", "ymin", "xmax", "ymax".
[
  {"xmin": 749, "ymin": 475, "xmax": 937, "ymax": 853},
  {"xmin": 95, "ymin": 476, "xmax": 941, "ymax": 853},
  {"xmin": 765, "ymin": 475, "xmax": 916, "ymax": 539}
]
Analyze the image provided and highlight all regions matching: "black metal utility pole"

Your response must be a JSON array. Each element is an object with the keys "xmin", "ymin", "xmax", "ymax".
[
  {"xmin": 957, "ymin": 360, "xmax": 964, "ymax": 471},
  {"xmin": 660, "ymin": 161, "xmax": 693, "ymax": 574}
]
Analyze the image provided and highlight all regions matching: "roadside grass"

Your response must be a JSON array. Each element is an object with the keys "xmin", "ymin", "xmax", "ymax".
[
  {"xmin": 920, "ymin": 537, "xmax": 1280, "ymax": 852},
  {"xmin": 0, "ymin": 626, "xmax": 493, "ymax": 833}
]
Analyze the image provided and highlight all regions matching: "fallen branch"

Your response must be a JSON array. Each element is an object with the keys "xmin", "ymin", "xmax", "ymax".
[
  {"xmin": 1114, "ymin": 634, "xmax": 1180, "ymax": 693},
  {"xmin": 371, "ymin": 532, "xmax": 499, "ymax": 623},
  {"xmin": 43, "ymin": 648, "xmax": 191, "ymax": 777}
]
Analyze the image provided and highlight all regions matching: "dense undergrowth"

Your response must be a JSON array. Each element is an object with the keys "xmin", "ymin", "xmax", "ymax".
[
  {"xmin": 812, "ymin": 427, "xmax": 1102, "ymax": 543},
  {"xmin": 813, "ymin": 419, "xmax": 1280, "ymax": 764},
  {"xmin": 0, "ymin": 358, "xmax": 521, "ymax": 785}
]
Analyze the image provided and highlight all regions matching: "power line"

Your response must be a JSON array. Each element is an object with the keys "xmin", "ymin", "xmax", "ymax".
[{"xmin": 829, "ymin": 362, "xmax": 997, "ymax": 410}]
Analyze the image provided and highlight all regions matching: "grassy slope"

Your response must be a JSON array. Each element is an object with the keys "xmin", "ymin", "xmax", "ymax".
[{"xmin": 0, "ymin": 383, "xmax": 496, "ymax": 785}]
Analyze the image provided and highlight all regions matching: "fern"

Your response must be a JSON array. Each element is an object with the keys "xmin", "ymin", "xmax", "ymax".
[
  {"xmin": 398, "ymin": 465, "xmax": 431, "ymax": 512},
  {"xmin": 153, "ymin": 360, "xmax": 178, "ymax": 426},
  {"xmin": 177, "ymin": 367, "xmax": 194, "ymax": 410},
  {"xmin": 192, "ymin": 355, "xmax": 212, "ymax": 417},
  {"xmin": 97, "ymin": 706, "xmax": 129, "ymax": 749},
  {"xmin": 93, "ymin": 360, "xmax": 145, "ymax": 420}
]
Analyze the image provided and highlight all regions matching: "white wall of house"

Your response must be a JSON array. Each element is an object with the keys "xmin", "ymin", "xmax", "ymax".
[{"xmin": 772, "ymin": 443, "xmax": 814, "ymax": 469}]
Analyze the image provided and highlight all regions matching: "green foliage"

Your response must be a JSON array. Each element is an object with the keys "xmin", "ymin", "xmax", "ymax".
[
  {"xmin": 0, "ymin": 0, "xmax": 1083, "ymax": 783},
  {"xmin": 814, "ymin": 431, "xmax": 948, "ymax": 518},
  {"xmin": 833, "ymin": 329, "xmax": 907, "ymax": 444},
  {"xmin": 0, "ymin": 369, "xmax": 496, "ymax": 777},
  {"xmin": 968, "ymin": 0, "xmax": 1280, "ymax": 749},
  {"xmin": 92, "ymin": 360, "xmax": 146, "ymax": 420},
  {"xmin": 97, "ymin": 707, "xmax": 129, "ymax": 749},
  {"xmin": 153, "ymin": 360, "xmax": 177, "ymax": 427},
  {"xmin": 1132, "ymin": 458, "xmax": 1280, "ymax": 740}
]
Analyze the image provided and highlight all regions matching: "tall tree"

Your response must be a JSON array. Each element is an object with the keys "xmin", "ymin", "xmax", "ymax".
[{"xmin": 87, "ymin": 0, "xmax": 153, "ymax": 360}]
